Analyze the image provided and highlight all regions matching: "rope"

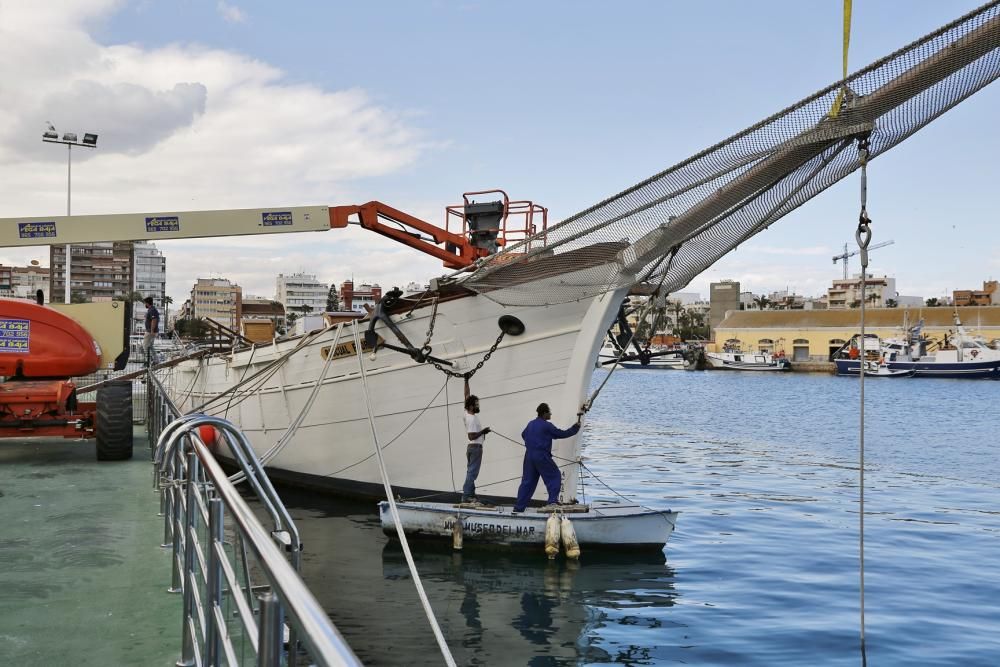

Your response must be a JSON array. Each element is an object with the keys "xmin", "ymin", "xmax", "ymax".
[
  {"xmin": 351, "ymin": 326, "xmax": 456, "ymax": 667},
  {"xmin": 855, "ymin": 136, "xmax": 871, "ymax": 663},
  {"xmin": 587, "ymin": 276, "xmax": 670, "ymax": 410},
  {"xmin": 484, "ymin": 428, "xmax": 674, "ymax": 527},
  {"xmin": 320, "ymin": 376, "xmax": 450, "ymax": 478},
  {"xmin": 228, "ymin": 324, "xmax": 346, "ymax": 485},
  {"xmin": 830, "ymin": 0, "xmax": 853, "ymax": 117},
  {"xmin": 223, "ymin": 342, "xmax": 257, "ymax": 420},
  {"xmin": 191, "ymin": 327, "xmax": 327, "ymax": 413},
  {"xmin": 444, "ymin": 378, "xmax": 457, "ymax": 493}
]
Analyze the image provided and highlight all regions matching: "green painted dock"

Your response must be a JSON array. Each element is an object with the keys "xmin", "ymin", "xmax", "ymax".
[{"xmin": 0, "ymin": 428, "xmax": 179, "ymax": 666}]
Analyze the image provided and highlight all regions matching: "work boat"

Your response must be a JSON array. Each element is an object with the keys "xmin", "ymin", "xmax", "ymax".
[
  {"xmin": 705, "ymin": 349, "xmax": 791, "ymax": 372},
  {"xmin": 835, "ymin": 317, "xmax": 1000, "ymax": 379},
  {"xmin": 153, "ymin": 4, "xmax": 999, "ymax": 502},
  {"xmin": 596, "ymin": 340, "xmax": 687, "ymax": 370}
]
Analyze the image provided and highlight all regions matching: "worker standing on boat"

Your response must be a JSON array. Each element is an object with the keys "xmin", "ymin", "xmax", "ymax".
[
  {"xmin": 143, "ymin": 296, "xmax": 159, "ymax": 366},
  {"xmin": 512, "ymin": 403, "xmax": 582, "ymax": 513},
  {"xmin": 462, "ymin": 393, "xmax": 490, "ymax": 504}
]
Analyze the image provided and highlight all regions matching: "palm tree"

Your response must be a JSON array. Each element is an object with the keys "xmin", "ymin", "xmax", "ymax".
[
  {"xmin": 753, "ymin": 295, "xmax": 771, "ymax": 310},
  {"xmin": 926, "ymin": 297, "xmax": 940, "ymax": 307},
  {"xmin": 670, "ymin": 300, "xmax": 684, "ymax": 334},
  {"xmin": 885, "ymin": 298, "xmax": 898, "ymax": 308}
]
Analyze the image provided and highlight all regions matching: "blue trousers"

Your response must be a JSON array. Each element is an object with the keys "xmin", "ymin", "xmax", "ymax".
[
  {"xmin": 462, "ymin": 443, "xmax": 483, "ymax": 498},
  {"xmin": 514, "ymin": 449, "xmax": 561, "ymax": 510}
]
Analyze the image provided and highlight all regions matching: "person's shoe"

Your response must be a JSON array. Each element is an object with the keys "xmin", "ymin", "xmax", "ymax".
[{"xmin": 511, "ymin": 507, "xmax": 525, "ymax": 513}]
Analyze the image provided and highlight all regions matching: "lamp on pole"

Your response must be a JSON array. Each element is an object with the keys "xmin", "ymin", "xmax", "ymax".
[{"xmin": 42, "ymin": 124, "xmax": 98, "ymax": 303}]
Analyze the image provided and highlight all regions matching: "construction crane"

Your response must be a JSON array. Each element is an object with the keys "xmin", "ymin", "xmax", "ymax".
[{"xmin": 832, "ymin": 239, "xmax": 894, "ymax": 280}]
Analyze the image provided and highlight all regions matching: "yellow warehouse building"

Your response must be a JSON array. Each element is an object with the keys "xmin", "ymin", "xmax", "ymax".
[{"xmin": 711, "ymin": 307, "xmax": 1000, "ymax": 363}]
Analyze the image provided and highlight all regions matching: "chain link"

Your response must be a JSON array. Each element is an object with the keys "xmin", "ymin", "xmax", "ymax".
[
  {"xmin": 418, "ymin": 298, "xmax": 439, "ymax": 360},
  {"xmin": 432, "ymin": 330, "xmax": 505, "ymax": 380},
  {"xmin": 856, "ymin": 136, "xmax": 872, "ymax": 262}
]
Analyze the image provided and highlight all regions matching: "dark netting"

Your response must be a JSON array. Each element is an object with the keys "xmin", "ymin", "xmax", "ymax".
[{"xmin": 463, "ymin": 1, "xmax": 1000, "ymax": 306}]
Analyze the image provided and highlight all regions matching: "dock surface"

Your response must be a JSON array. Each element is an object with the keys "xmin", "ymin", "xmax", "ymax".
[{"xmin": 0, "ymin": 428, "xmax": 178, "ymax": 665}]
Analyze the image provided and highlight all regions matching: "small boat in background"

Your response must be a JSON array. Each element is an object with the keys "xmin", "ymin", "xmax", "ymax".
[
  {"xmin": 596, "ymin": 341, "xmax": 687, "ymax": 369},
  {"xmin": 862, "ymin": 361, "xmax": 914, "ymax": 377},
  {"xmin": 705, "ymin": 348, "xmax": 791, "ymax": 371}
]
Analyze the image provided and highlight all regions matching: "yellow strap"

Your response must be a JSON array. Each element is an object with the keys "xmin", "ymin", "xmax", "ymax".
[{"xmin": 830, "ymin": 0, "xmax": 853, "ymax": 117}]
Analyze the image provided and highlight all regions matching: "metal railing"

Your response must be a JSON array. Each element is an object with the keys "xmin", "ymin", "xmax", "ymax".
[{"xmin": 148, "ymin": 370, "xmax": 361, "ymax": 666}]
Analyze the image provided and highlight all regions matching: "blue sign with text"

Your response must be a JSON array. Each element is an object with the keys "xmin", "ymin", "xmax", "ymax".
[
  {"xmin": 18, "ymin": 222, "xmax": 57, "ymax": 239},
  {"xmin": 262, "ymin": 211, "xmax": 293, "ymax": 227},
  {"xmin": 146, "ymin": 216, "xmax": 180, "ymax": 233},
  {"xmin": 0, "ymin": 318, "xmax": 30, "ymax": 353}
]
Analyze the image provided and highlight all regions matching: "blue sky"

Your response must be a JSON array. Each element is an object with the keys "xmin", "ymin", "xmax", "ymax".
[{"xmin": 1, "ymin": 1, "xmax": 997, "ymax": 304}]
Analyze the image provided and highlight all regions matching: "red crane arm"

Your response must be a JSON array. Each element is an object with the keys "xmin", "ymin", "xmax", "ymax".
[{"xmin": 330, "ymin": 201, "xmax": 485, "ymax": 270}]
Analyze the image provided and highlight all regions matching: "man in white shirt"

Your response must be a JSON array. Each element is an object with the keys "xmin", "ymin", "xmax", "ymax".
[{"xmin": 462, "ymin": 393, "xmax": 491, "ymax": 504}]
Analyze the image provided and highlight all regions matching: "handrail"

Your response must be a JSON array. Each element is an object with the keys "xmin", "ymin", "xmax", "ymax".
[
  {"xmin": 156, "ymin": 412, "xmax": 303, "ymax": 568},
  {"xmin": 147, "ymin": 369, "xmax": 361, "ymax": 666}
]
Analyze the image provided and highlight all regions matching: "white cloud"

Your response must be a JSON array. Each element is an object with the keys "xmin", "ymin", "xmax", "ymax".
[
  {"xmin": 0, "ymin": 0, "xmax": 436, "ymax": 304},
  {"xmin": 216, "ymin": 1, "xmax": 246, "ymax": 24}
]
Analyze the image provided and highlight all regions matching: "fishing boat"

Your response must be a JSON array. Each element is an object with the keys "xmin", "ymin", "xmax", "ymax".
[
  {"xmin": 705, "ymin": 349, "xmax": 791, "ymax": 371},
  {"xmin": 835, "ymin": 317, "xmax": 1000, "ymax": 379},
  {"xmin": 92, "ymin": 5, "xmax": 1000, "ymax": 502},
  {"xmin": 379, "ymin": 500, "xmax": 677, "ymax": 551}
]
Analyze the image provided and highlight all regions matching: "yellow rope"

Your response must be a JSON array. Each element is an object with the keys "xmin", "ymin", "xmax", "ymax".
[{"xmin": 829, "ymin": 0, "xmax": 853, "ymax": 117}]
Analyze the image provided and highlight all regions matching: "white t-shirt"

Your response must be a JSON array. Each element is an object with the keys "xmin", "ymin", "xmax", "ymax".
[{"xmin": 464, "ymin": 412, "xmax": 484, "ymax": 445}]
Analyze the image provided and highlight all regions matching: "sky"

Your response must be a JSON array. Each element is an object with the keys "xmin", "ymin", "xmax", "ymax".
[{"xmin": 1, "ymin": 0, "xmax": 997, "ymax": 305}]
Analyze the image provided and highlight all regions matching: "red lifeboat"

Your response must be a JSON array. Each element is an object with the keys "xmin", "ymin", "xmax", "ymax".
[{"xmin": 0, "ymin": 299, "xmax": 101, "ymax": 377}]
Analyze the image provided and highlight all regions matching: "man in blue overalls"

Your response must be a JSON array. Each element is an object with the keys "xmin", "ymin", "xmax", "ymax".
[{"xmin": 512, "ymin": 403, "xmax": 582, "ymax": 512}]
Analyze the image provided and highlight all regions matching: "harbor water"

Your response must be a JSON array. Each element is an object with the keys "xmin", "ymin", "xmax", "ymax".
[{"xmin": 274, "ymin": 370, "xmax": 1000, "ymax": 665}]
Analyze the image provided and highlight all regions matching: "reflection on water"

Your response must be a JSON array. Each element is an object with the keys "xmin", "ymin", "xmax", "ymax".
[
  {"xmin": 275, "ymin": 489, "xmax": 676, "ymax": 665},
  {"xmin": 261, "ymin": 371, "xmax": 1000, "ymax": 665}
]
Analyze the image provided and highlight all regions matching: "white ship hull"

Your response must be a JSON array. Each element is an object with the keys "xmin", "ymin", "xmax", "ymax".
[{"xmin": 168, "ymin": 280, "xmax": 629, "ymax": 503}]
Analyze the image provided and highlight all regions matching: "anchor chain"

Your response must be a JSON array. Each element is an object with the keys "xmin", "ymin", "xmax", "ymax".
[
  {"xmin": 417, "ymin": 297, "xmax": 440, "ymax": 361},
  {"xmin": 432, "ymin": 330, "xmax": 505, "ymax": 381},
  {"xmin": 415, "ymin": 296, "xmax": 504, "ymax": 381}
]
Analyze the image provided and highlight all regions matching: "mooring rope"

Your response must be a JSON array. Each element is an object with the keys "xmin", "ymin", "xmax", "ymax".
[
  {"xmin": 351, "ymin": 325, "xmax": 457, "ymax": 667},
  {"xmin": 485, "ymin": 428, "xmax": 674, "ymax": 525},
  {"xmin": 320, "ymin": 375, "xmax": 450, "ymax": 479},
  {"xmin": 228, "ymin": 324, "xmax": 346, "ymax": 485}
]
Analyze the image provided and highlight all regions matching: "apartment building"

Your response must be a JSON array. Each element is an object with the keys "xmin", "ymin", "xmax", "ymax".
[
  {"xmin": 49, "ymin": 242, "xmax": 133, "ymax": 303},
  {"xmin": 133, "ymin": 241, "xmax": 166, "ymax": 302},
  {"xmin": 827, "ymin": 274, "xmax": 896, "ymax": 309},
  {"xmin": 190, "ymin": 278, "xmax": 242, "ymax": 329},
  {"xmin": 276, "ymin": 273, "xmax": 329, "ymax": 314}
]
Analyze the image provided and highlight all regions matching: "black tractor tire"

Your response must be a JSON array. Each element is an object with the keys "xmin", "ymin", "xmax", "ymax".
[{"xmin": 96, "ymin": 381, "xmax": 134, "ymax": 461}]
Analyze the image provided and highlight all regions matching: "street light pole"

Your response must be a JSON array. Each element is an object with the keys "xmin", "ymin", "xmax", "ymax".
[{"xmin": 42, "ymin": 126, "xmax": 98, "ymax": 303}]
